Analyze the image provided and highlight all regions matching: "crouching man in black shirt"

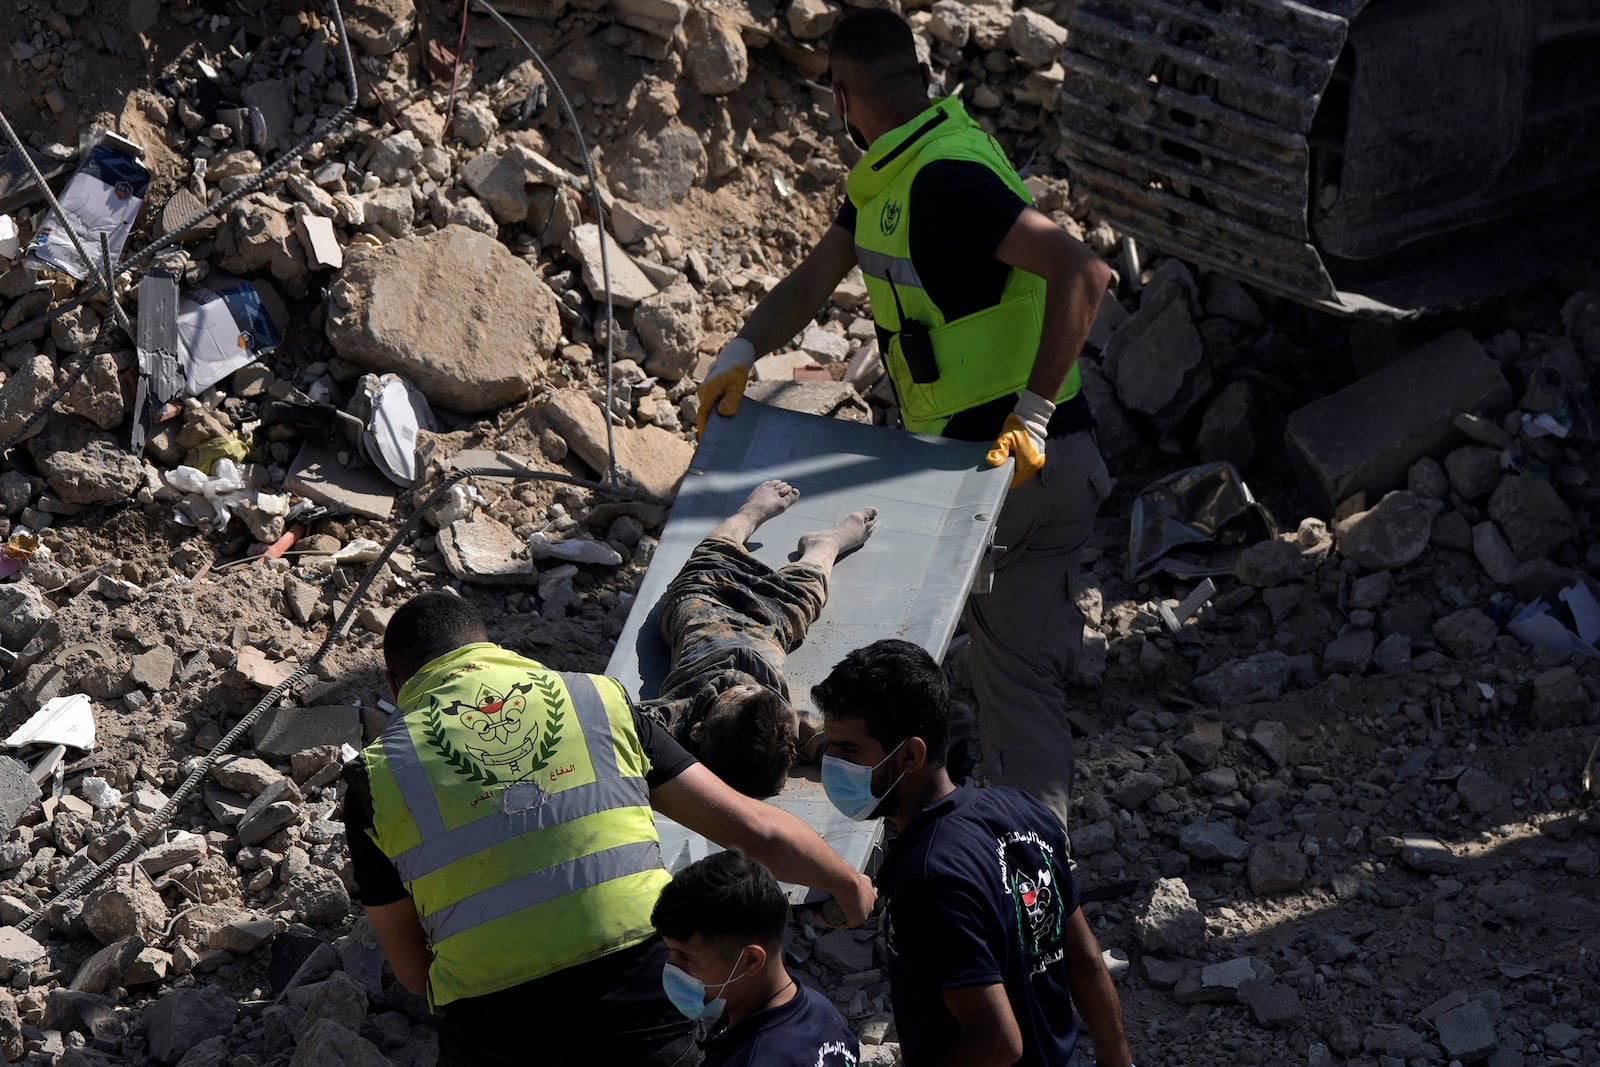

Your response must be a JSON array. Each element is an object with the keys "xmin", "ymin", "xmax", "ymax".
[
  {"xmin": 343, "ymin": 590, "xmax": 877, "ymax": 1067},
  {"xmin": 814, "ymin": 639, "xmax": 1133, "ymax": 1067}
]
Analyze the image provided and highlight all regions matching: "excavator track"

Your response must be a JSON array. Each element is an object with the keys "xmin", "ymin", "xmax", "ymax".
[{"xmin": 1059, "ymin": 0, "xmax": 1600, "ymax": 315}]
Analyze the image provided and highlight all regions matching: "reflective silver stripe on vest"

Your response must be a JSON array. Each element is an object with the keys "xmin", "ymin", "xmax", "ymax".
[
  {"xmin": 389, "ymin": 672, "xmax": 651, "ymax": 883},
  {"xmin": 855, "ymin": 246, "xmax": 926, "ymax": 292},
  {"xmin": 420, "ymin": 837, "xmax": 663, "ymax": 945},
  {"xmin": 381, "ymin": 716, "xmax": 446, "ymax": 840}
]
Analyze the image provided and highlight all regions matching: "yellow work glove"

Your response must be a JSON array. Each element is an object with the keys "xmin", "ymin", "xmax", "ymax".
[
  {"xmin": 985, "ymin": 390, "xmax": 1054, "ymax": 489},
  {"xmin": 696, "ymin": 338, "xmax": 757, "ymax": 436}
]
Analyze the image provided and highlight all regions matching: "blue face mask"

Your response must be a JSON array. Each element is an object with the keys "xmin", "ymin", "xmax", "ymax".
[
  {"xmin": 662, "ymin": 950, "xmax": 747, "ymax": 1022},
  {"xmin": 822, "ymin": 740, "xmax": 907, "ymax": 821}
]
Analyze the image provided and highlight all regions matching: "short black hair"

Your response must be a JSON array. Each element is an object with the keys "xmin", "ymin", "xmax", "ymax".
[
  {"xmin": 384, "ymin": 590, "xmax": 488, "ymax": 677},
  {"xmin": 699, "ymin": 688, "xmax": 795, "ymax": 799},
  {"xmin": 811, "ymin": 639, "xmax": 949, "ymax": 767},
  {"xmin": 651, "ymin": 850, "xmax": 789, "ymax": 947},
  {"xmin": 828, "ymin": 9, "xmax": 925, "ymax": 101}
]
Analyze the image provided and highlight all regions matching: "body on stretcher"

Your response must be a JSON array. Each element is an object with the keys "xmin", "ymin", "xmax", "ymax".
[{"xmin": 604, "ymin": 399, "xmax": 1011, "ymax": 899}]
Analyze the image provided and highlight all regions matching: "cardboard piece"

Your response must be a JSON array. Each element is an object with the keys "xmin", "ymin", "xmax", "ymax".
[
  {"xmin": 27, "ymin": 135, "xmax": 149, "ymax": 280},
  {"xmin": 177, "ymin": 276, "xmax": 285, "ymax": 396}
]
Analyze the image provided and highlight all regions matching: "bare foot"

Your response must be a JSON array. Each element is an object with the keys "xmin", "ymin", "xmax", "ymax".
[
  {"xmin": 737, "ymin": 479, "xmax": 800, "ymax": 524},
  {"xmin": 797, "ymin": 507, "xmax": 878, "ymax": 559}
]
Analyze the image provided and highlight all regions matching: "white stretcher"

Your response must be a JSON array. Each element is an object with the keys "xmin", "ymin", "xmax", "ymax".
[{"xmin": 604, "ymin": 399, "xmax": 1010, "ymax": 902}]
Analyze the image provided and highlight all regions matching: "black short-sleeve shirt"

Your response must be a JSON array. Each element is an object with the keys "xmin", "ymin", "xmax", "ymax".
[
  {"xmin": 700, "ymin": 982, "xmax": 859, "ymax": 1067},
  {"xmin": 835, "ymin": 159, "xmax": 1091, "ymax": 443},
  {"xmin": 878, "ymin": 781, "xmax": 1082, "ymax": 1067}
]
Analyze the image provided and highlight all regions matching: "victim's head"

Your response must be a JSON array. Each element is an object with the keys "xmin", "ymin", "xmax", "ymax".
[{"xmin": 691, "ymin": 683, "xmax": 798, "ymax": 798}]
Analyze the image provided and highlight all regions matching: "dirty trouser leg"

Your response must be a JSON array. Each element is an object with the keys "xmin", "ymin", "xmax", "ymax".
[{"xmin": 964, "ymin": 431, "xmax": 1110, "ymax": 830}]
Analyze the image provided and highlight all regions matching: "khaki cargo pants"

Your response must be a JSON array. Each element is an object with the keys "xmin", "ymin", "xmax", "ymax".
[{"xmin": 964, "ymin": 429, "xmax": 1111, "ymax": 830}]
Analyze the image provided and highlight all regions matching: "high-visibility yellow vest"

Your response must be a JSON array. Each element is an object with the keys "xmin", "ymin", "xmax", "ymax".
[
  {"xmin": 847, "ymin": 96, "xmax": 1081, "ymax": 435},
  {"xmin": 364, "ymin": 642, "xmax": 669, "ymax": 1008}
]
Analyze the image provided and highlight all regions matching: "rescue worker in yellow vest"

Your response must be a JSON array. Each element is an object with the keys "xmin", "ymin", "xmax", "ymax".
[
  {"xmin": 697, "ymin": 9, "xmax": 1114, "ymax": 831},
  {"xmin": 342, "ymin": 590, "xmax": 877, "ymax": 1067}
]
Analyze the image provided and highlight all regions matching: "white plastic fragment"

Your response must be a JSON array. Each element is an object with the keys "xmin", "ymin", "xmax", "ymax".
[
  {"xmin": 4, "ymin": 694, "xmax": 96, "ymax": 751},
  {"xmin": 526, "ymin": 532, "xmax": 624, "ymax": 567},
  {"xmin": 81, "ymin": 776, "xmax": 122, "ymax": 811}
]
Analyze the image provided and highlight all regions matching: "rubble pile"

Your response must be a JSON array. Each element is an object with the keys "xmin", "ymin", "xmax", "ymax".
[{"xmin": 0, "ymin": 0, "xmax": 1595, "ymax": 1065}]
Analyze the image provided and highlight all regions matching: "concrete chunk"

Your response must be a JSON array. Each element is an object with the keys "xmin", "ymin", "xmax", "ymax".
[
  {"xmin": 0, "ymin": 757, "xmax": 40, "ymax": 834},
  {"xmin": 251, "ymin": 705, "xmax": 363, "ymax": 758},
  {"xmin": 565, "ymin": 223, "xmax": 657, "ymax": 309},
  {"xmin": 1436, "ymin": 999, "xmax": 1497, "ymax": 1061},
  {"xmin": 0, "ymin": 926, "xmax": 47, "ymax": 981},
  {"xmin": 1284, "ymin": 330, "xmax": 1511, "ymax": 512}
]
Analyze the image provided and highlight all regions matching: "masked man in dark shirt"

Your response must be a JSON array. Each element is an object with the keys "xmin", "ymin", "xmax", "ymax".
[
  {"xmin": 638, "ymin": 478, "xmax": 876, "ymax": 797},
  {"xmin": 815, "ymin": 639, "xmax": 1133, "ymax": 1067}
]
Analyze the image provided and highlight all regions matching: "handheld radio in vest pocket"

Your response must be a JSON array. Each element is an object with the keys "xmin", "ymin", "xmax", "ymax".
[
  {"xmin": 899, "ymin": 319, "xmax": 939, "ymax": 383},
  {"xmin": 887, "ymin": 275, "xmax": 940, "ymax": 384}
]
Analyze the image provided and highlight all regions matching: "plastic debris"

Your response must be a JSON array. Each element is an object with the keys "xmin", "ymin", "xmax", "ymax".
[
  {"xmin": 4, "ymin": 694, "xmax": 96, "ymax": 751},
  {"xmin": 1159, "ymin": 578, "xmax": 1217, "ymax": 640},
  {"xmin": 1522, "ymin": 412, "xmax": 1570, "ymax": 439},
  {"xmin": 188, "ymin": 433, "xmax": 252, "ymax": 475},
  {"xmin": 354, "ymin": 373, "xmax": 437, "ymax": 488},
  {"xmin": 167, "ymin": 459, "xmax": 252, "ymax": 529},
  {"xmin": 133, "ymin": 270, "xmax": 182, "ymax": 454},
  {"xmin": 81, "ymin": 776, "xmax": 122, "ymax": 811},
  {"xmin": 0, "ymin": 530, "xmax": 38, "ymax": 581},
  {"xmin": 27, "ymin": 130, "xmax": 149, "ymax": 280},
  {"xmin": 1128, "ymin": 462, "xmax": 1278, "ymax": 581},
  {"xmin": 1508, "ymin": 582, "xmax": 1600, "ymax": 661},
  {"xmin": 0, "ymin": 212, "xmax": 18, "ymax": 259},
  {"xmin": 526, "ymin": 532, "xmax": 624, "ymax": 566},
  {"xmin": 176, "ymin": 275, "xmax": 286, "ymax": 395}
]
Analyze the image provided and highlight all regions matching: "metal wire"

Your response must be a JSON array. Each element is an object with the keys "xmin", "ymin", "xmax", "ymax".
[
  {"xmin": 17, "ymin": 465, "xmax": 666, "ymax": 933},
  {"xmin": 469, "ymin": 0, "xmax": 619, "ymax": 489},
  {"xmin": 0, "ymin": 0, "xmax": 361, "ymax": 350}
]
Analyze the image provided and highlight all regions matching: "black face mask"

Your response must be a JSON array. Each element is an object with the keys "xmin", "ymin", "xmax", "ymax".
[{"xmin": 834, "ymin": 86, "xmax": 870, "ymax": 152}]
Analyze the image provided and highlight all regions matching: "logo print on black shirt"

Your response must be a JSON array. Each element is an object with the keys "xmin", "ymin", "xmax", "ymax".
[
  {"xmin": 996, "ymin": 831, "xmax": 1066, "ymax": 975},
  {"xmin": 815, "ymin": 1039, "xmax": 858, "ymax": 1067}
]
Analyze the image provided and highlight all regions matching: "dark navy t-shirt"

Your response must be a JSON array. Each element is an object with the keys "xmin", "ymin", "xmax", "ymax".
[
  {"xmin": 700, "ymin": 982, "xmax": 859, "ymax": 1067},
  {"xmin": 878, "ymin": 782, "xmax": 1081, "ymax": 1066}
]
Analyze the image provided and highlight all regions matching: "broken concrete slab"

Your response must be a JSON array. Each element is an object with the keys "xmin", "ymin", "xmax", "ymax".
[
  {"xmin": 1336, "ymin": 491, "xmax": 1436, "ymax": 571},
  {"xmin": 0, "ymin": 926, "xmax": 46, "ymax": 981},
  {"xmin": 283, "ymin": 440, "xmax": 397, "ymax": 521},
  {"xmin": 744, "ymin": 381, "xmax": 872, "ymax": 423},
  {"xmin": 0, "ymin": 757, "xmax": 40, "ymax": 834},
  {"xmin": 437, "ymin": 516, "xmax": 541, "ymax": 586},
  {"xmin": 1107, "ymin": 291, "xmax": 1204, "ymax": 416},
  {"xmin": 295, "ymin": 210, "xmax": 342, "ymax": 271},
  {"xmin": 251, "ymin": 706, "xmax": 362, "ymax": 759},
  {"xmin": 1284, "ymin": 330, "xmax": 1512, "ymax": 513},
  {"xmin": 541, "ymin": 389, "xmax": 693, "ymax": 501},
  {"xmin": 27, "ymin": 418, "xmax": 145, "ymax": 505},
  {"xmin": 230, "ymin": 647, "xmax": 296, "ymax": 693},
  {"xmin": 564, "ymin": 223, "xmax": 658, "ymax": 309},
  {"xmin": 327, "ymin": 226, "xmax": 559, "ymax": 412},
  {"xmin": 1436, "ymin": 999, "xmax": 1497, "ymax": 1061}
]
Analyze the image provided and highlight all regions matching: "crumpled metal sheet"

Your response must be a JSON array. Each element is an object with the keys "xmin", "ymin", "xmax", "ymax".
[{"xmin": 1129, "ymin": 461, "xmax": 1278, "ymax": 581}]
